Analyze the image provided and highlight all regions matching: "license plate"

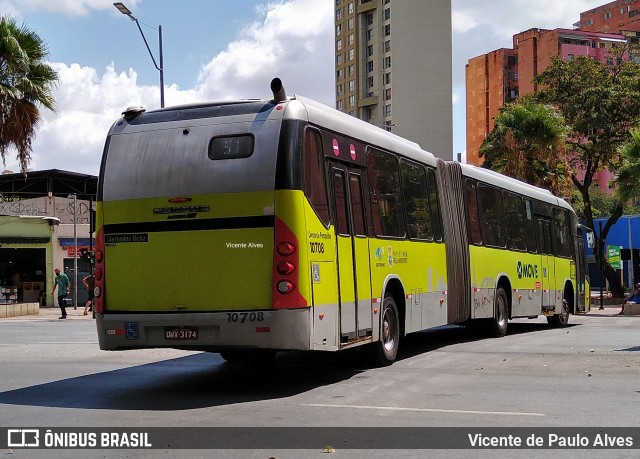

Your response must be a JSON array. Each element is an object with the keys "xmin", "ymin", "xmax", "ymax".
[{"xmin": 164, "ymin": 327, "xmax": 198, "ymax": 340}]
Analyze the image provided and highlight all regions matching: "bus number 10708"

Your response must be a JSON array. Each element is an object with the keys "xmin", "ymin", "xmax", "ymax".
[{"xmin": 227, "ymin": 312, "xmax": 265, "ymax": 323}]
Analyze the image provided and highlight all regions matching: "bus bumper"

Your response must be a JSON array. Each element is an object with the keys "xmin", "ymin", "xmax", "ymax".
[{"xmin": 96, "ymin": 309, "xmax": 312, "ymax": 351}]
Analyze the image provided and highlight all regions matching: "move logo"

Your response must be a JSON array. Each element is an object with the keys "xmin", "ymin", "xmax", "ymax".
[{"xmin": 517, "ymin": 261, "xmax": 538, "ymax": 279}]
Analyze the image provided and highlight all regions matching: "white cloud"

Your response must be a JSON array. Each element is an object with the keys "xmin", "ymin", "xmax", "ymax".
[{"xmin": 194, "ymin": 0, "xmax": 334, "ymax": 105}]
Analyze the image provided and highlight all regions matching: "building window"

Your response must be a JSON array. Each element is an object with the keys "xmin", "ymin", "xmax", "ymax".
[
  {"xmin": 583, "ymin": 18, "xmax": 593, "ymax": 26},
  {"xmin": 349, "ymin": 95, "xmax": 355, "ymax": 107},
  {"xmin": 366, "ymin": 13, "xmax": 374, "ymax": 25},
  {"xmin": 348, "ymin": 48, "xmax": 355, "ymax": 60},
  {"xmin": 367, "ymin": 76, "xmax": 374, "ymax": 88},
  {"xmin": 385, "ymin": 24, "xmax": 391, "ymax": 36},
  {"xmin": 337, "ymin": 100, "xmax": 343, "ymax": 110},
  {"xmin": 604, "ymin": 12, "xmax": 611, "ymax": 19},
  {"xmin": 348, "ymin": 2, "xmax": 354, "ymax": 14},
  {"xmin": 367, "ymin": 44, "xmax": 374, "ymax": 56},
  {"xmin": 384, "ymin": 8, "xmax": 390, "ymax": 20},
  {"xmin": 385, "ymin": 104, "xmax": 391, "ymax": 116},
  {"xmin": 336, "ymin": 54, "xmax": 343, "ymax": 65},
  {"xmin": 385, "ymin": 88, "xmax": 391, "ymax": 100},
  {"xmin": 336, "ymin": 84, "xmax": 343, "ymax": 96},
  {"xmin": 337, "ymin": 39, "xmax": 342, "ymax": 51},
  {"xmin": 384, "ymin": 56, "xmax": 391, "ymax": 68},
  {"xmin": 336, "ymin": 9, "xmax": 342, "ymax": 21},
  {"xmin": 348, "ymin": 33, "xmax": 354, "ymax": 45},
  {"xmin": 336, "ymin": 24, "xmax": 342, "ymax": 35},
  {"xmin": 348, "ymin": 18, "xmax": 354, "ymax": 30},
  {"xmin": 348, "ymin": 64, "xmax": 355, "ymax": 76},
  {"xmin": 385, "ymin": 72, "xmax": 391, "ymax": 84},
  {"xmin": 385, "ymin": 40, "xmax": 391, "ymax": 52},
  {"xmin": 349, "ymin": 80, "xmax": 355, "ymax": 92},
  {"xmin": 337, "ymin": 69, "xmax": 344, "ymax": 81},
  {"xmin": 366, "ymin": 29, "xmax": 373, "ymax": 41},
  {"xmin": 367, "ymin": 61, "xmax": 374, "ymax": 72}
]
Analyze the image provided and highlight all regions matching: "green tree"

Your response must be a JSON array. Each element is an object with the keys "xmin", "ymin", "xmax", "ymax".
[
  {"xmin": 479, "ymin": 98, "xmax": 571, "ymax": 197},
  {"xmin": 0, "ymin": 16, "xmax": 58, "ymax": 173},
  {"xmin": 533, "ymin": 53, "xmax": 640, "ymax": 297},
  {"xmin": 612, "ymin": 128, "xmax": 640, "ymax": 208}
]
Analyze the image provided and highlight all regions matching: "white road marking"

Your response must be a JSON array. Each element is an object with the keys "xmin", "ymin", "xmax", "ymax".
[{"xmin": 303, "ymin": 403, "xmax": 545, "ymax": 417}]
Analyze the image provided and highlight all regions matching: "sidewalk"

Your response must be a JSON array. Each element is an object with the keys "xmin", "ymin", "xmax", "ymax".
[{"xmin": 0, "ymin": 305, "xmax": 96, "ymax": 321}]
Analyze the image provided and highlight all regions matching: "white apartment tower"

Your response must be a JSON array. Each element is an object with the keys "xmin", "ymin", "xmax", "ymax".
[{"xmin": 334, "ymin": 0, "xmax": 453, "ymax": 159}]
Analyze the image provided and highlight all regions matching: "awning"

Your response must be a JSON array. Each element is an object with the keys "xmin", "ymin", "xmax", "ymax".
[{"xmin": 58, "ymin": 237, "xmax": 94, "ymax": 247}]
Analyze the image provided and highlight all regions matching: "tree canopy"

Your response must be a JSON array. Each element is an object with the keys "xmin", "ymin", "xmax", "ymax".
[
  {"xmin": 0, "ymin": 16, "xmax": 58, "ymax": 173},
  {"xmin": 479, "ymin": 98, "xmax": 571, "ymax": 197}
]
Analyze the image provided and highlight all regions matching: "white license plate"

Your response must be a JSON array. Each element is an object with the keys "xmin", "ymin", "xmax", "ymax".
[{"xmin": 164, "ymin": 327, "xmax": 198, "ymax": 340}]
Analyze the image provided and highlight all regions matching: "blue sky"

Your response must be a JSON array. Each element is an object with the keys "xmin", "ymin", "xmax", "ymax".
[{"xmin": 0, "ymin": 0, "xmax": 605, "ymax": 174}]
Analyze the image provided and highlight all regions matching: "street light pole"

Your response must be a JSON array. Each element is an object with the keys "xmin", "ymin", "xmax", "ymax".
[
  {"xmin": 113, "ymin": 2, "xmax": 164, "ymax": 108},
  {"xmin": 68, "ymin": 194, "xmax": 78, "ymax": 310}
]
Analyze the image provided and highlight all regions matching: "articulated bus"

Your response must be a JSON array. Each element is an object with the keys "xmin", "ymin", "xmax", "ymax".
[{"xmin": 95, "ymin": 78, "xmax": 590, "ymax": 365}]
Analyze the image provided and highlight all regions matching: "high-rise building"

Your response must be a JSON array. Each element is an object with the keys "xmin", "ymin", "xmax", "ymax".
[
  {"xmin": 334, "ymin": 0, "xmax": 452, "ymax": 159},
  {"xmin": 466, "ymin": 27, "xmax": 628, "ymax": 171},
  {"xmin": 578, "ymin": 0, "xmax": 640, "ymax": 34}
]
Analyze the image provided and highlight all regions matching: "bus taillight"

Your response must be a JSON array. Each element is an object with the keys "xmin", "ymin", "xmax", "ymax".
[
  {"xmin": 273, "ymin": 217, "xmax": 307, "ymax": 309},
  {"xmin": 94, "ymin": 227, "xmax": 106, "ymax": 313}
]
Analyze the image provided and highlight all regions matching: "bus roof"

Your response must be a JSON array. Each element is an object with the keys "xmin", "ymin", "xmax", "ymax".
[
  {"xmin": 458, "ymin": 162, "xmax": 573, "ymax": 211},
  {"xmin": 283, "ymin": 95, "xmax": 438, "ymax": 168}
]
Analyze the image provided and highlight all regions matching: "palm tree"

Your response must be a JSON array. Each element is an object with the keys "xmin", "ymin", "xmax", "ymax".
[
  {"xmin": 613, "ymin": 128, "xmax": 640, "ymax": 206},
  {"xmin": 0, "ymin": 16, "xmax": 58, "ymax": 173},
  {"xmin": 479, "ymin": 99, "xmax": 571, "ymax": 196}
]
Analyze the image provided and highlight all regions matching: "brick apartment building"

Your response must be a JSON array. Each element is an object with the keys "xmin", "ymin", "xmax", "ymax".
[{"xmin": 465, "ymin": 0, "xmax": 640, "ymax": 192}]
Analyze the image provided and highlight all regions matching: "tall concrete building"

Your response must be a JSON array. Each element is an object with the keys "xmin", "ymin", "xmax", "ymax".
[
  {"xmin": 334, "ymin": 0, "xmax": 453, "ymax": 159},
  {"xmin": 578, "ymin": 0, "xmax": 640, "ymax": 34}
]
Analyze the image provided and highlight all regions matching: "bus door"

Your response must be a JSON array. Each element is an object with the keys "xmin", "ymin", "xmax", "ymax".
[
  {"xmin": 537, "ymin": 218, "xmax": 554, "ymax": 308},
  {"xmin": 330, "ymin": 163, "xmax": 372, "ymax": 343}
]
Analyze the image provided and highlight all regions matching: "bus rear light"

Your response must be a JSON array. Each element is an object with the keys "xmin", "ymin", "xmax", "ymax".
[
  {"xmin": 277, "ymin": 242, "xmax": 296, "ymax": 256},
  {"xmin": 94, "ymin": 250, "xmax": 104, "ymax": 263},
  {"xmin": 94, "ymin": 226, "xmax": 106, "ymax": 313},
  {"xmin": 276, "ymin": 261, "xmax": 295, "ymax": 275},
  {"xmin": 277, "ymin": 280, "xmax": 295, "ymax": 294},
  {"xmin": 272, "ymin": 216, "xmax": 307, "ymax": 309},
  {"xmin": 93, "ymin": 286, "xmax": 101, "ymax": 298}
]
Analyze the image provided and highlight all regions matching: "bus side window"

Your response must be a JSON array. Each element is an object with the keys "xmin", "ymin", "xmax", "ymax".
[
  {"xmin": 524, "ymin": 199, "xmax": 537, "ymax": 253},
  {"xmin": 478, "ymin": 184, "xmax": 505, "ymax": 248},
  {"xmin": 367, "ymin": 149, "xmax": 404, "ymax": 238},
  {"xmin": 505, "ymin": 193, "xmax": 527, "ymax": 251},
  {"xmin": 303, "ymin": 129, "xmax": 330, "ymax": 227},
  {"xmin": 553, "ymin": 208, "xmax": 572, "ymax": 258},
  {"xmin": 400, "ymin": 159, "xmax": 433, "ymax": 241},
  {"xmin": 426, "ymin": 168, "xmax": 443, "ymax": 242},
  {"xmin": 466, "ymin": 180, "xmax": 482, "ymax": 245}
]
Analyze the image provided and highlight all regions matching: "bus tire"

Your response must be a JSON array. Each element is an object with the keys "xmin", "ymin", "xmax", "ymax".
[
  {"xmin": 490, "ymin": 287, "xmax": 508, "ymax": 337},
  {"xmin": 547, "ymin": 300, "xmax": 570, "ymax": 328},
  {"xmin": 370, "ymin": 294, "xmax": 400, "ymax": 366},
  {"xmin": 219, "ymin": 349, "xmax": 277, "ymax": 364}
]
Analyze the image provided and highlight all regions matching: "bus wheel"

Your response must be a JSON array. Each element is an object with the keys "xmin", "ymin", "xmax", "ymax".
[
  {"xmin": 370, "ymin": 295, "xmax": 400, "ymax": 366},
  {"xmin": 490, "ymin": 287, "xmax": 508, "ymax": 337},
  {"xmin": 547, "ymin": 300, "xmax": 570, "ymax": 327},
  {"xmin": 219, "ymin": 349, "xmax": 277, "ymax": 364}
]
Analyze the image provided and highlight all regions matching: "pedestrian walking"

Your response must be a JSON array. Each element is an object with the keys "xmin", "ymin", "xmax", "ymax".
[
  {"xmin": 82, "ymin": 273, "xmax": 95, "ymax": 316},
  {"xmin": 51, "ymin": 268, "xmax": 70, "ymax": 319}
]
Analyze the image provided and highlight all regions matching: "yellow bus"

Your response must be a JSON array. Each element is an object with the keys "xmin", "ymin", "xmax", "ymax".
[{"xmin": 94, "ymin": 79, "xmax": 590, "ymax": 365}]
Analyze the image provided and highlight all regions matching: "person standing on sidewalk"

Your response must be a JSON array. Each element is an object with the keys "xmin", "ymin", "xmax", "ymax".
[{"xmin": 51, "ymin": 268, "xmax": 70, "ymax": 319}]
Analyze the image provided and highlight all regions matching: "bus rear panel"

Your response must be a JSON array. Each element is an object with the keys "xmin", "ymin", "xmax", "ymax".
[{"xmin": 96, "ymin": 101, "xmax": 312, "ymax": 351}]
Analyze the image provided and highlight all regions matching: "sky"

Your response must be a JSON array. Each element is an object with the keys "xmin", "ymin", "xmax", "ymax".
[{"xmin": 0, "ymin": 0, "xmax": 608, "ymax": 175}]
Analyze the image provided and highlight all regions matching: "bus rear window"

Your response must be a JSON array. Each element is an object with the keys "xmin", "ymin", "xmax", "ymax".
[{"xmin": 208, "ymin": 134, "xmax": 254, "ymax": 160}]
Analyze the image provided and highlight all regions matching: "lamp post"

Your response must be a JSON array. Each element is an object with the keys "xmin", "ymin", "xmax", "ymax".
[
  {"xmin": 113, "ymin": 2, "xmax": 164, "ymax": 108},
  {"xmin": 68, "ymin": 194, "xmax": 78, "ymax": 310}
]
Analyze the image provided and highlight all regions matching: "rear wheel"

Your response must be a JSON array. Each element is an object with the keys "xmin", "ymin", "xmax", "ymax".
[
  {"xmin": 547, "ymin": 299, "xmax": 570, "ymax": 327},
  {"xmin": 490, "ymin": 287, "xmax": 508, "ymax": 337},
  {"xmin": 369, "ymin": 294, "xmax": 400, "ymax": 366}
]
